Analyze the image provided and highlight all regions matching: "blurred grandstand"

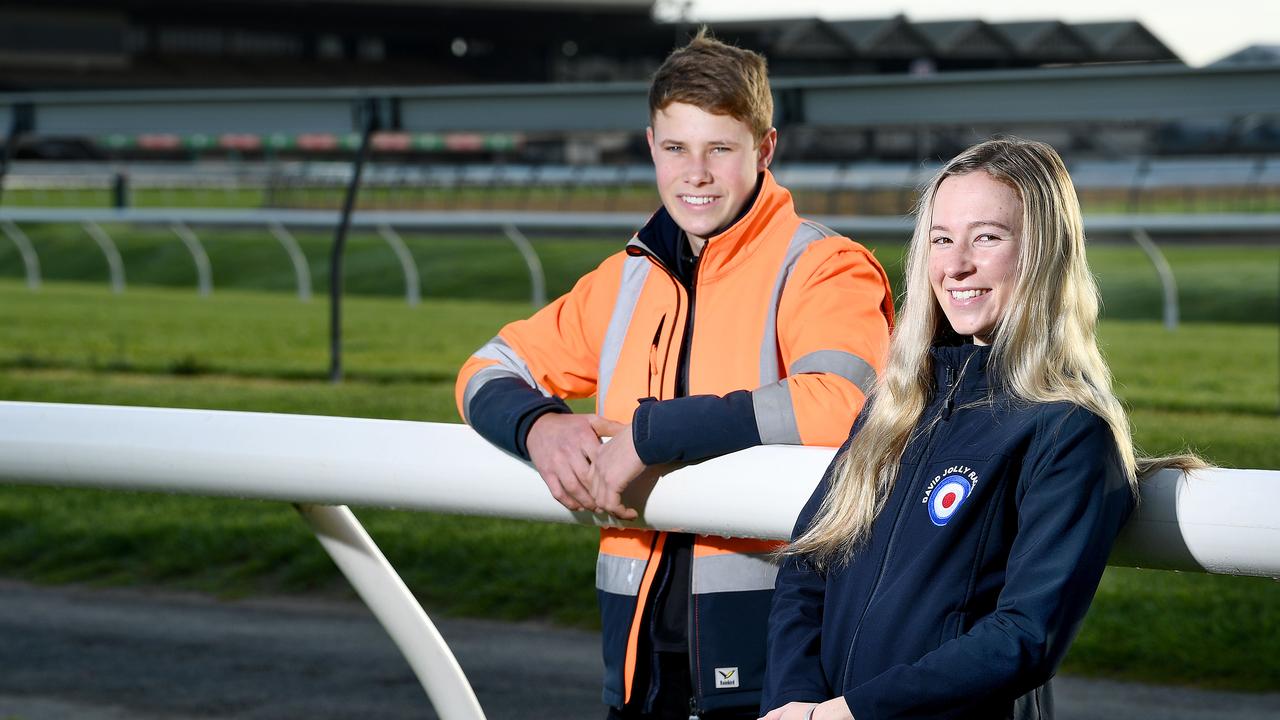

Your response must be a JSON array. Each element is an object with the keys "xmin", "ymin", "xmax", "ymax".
[
  {"xmin": 0, "ymin": 1, "xmax": 1276, "ymax": 208},
  {"xmin": 6, "ymin": 156, "xmax": 1280, "ymax": 217},
  {"xmin": 0, "ymin": 1, "xmax": 1182, "ymax": 91}
]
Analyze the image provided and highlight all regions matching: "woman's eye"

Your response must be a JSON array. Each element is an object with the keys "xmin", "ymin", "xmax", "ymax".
[
  {"xmin": 930, "ymin": 236, "xmax": 951, "ymax": 245},
  {"xmin": 975, "ymin": 234, "xmax": 1001, "ymax": 244}
]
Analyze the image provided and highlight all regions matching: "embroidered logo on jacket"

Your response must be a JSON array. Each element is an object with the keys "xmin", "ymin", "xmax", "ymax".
[
  {"xmin": 715, "ymin": 667, "xmax": 740, "ymax": 689},
  {"xmin": 922, "ymin": 465, "xmax": 978, "ymax": 526}
]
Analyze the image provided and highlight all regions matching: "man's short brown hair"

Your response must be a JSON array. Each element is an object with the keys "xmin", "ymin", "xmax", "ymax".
[{"xmin": 648, "ymin": 29, "xmax": 773, "ymax": 144}]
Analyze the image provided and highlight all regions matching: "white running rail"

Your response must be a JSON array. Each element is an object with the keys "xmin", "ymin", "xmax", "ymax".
[{"xmin": 0, "ymin": 401, "xmax": 1277, "ymax": 716}]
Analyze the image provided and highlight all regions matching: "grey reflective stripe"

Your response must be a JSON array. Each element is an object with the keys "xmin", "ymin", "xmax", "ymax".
[
  {"xmin": 461, "ymin": 365, "xmax": 525, "ymax": 424},
  {"xmin": 751, "ymin": 380, "xmax": 802, "ymax": 445},
  {"xmin": 597, "ymin": 254, "xmax": 651, "ymax": 414},
  {"xmin": 464, "ymin": 336, "xmax": 552, "ymax": 423},
  {"xmin": 790, "ymin": 349, "xmax": 878, "ymax": 395},
  {"xmin": 759, "ymin": 221, "xmax": 838, "ymax": 385},
  {"xmin": 596, "ymin": 553, "xmax": 646, "ymax": 596},
  {"xmin": 474, "ymin": 336, "xmax": 546, "ymax": 393},
  {"xmin": 691, "ymin": 553, "xmax": 780, "ymax": 595}
]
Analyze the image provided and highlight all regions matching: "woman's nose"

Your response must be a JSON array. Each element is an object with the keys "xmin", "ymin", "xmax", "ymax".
[{"xmin": 946, "ymin": 244, "xmax": 976, "ymax": 278}]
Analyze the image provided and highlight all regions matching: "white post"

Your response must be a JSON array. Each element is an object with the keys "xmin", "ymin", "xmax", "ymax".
[
  {"xmin": 82, "ymin": 221, "xmax": 127, "ymax": 294},
  {"xmin": 1131, "ymin": 227, "xmax": 1179, "ymax": 331},
  {"xmin": 268, "ymin": 222, "xmax": 312, "ymax": 302},
  {"xmin": 376, "ymin": 224, "xmax": 421, "ymax": 307},
  {"xmin": 297, "ymin": 504, "xmax": 486, "ymax": 720},
  {"xmin": 0, "ymin": 219, "xmax": 41, "ymax": 290},
  {"xmin": 170, "ymin": 221, "xmax": 213, "ymax": 297},
  {"xmin": 501, "ymin": 223, "xmax": 546, "ymax": 308}
]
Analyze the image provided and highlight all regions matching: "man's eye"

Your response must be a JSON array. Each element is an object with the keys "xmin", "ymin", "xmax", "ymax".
[
  {"xmin": 711, "ymin": 146, "xmax": 731, "ymax": 154},
  {"xmin": 665, "ymin": 145, "xmax": 683, "ymax": 153}
]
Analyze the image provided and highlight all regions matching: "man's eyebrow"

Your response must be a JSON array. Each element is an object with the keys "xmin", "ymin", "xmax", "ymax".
[{"xmin": 656, "ymin": 137, "xmax": 743, "ymax": 146}]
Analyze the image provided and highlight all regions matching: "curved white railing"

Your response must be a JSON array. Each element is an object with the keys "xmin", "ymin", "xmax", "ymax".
[
  {"xmin": 3, "ymin": 400, "xmax": 1276, "ymax": 574},
  {"xmin": 1, "ymin": 400, "xmax": 1277, "ymax": 717}
]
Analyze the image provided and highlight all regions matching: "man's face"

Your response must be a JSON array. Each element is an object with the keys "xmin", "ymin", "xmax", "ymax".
[{"xmin": 647, "ymin": 102, "xmax": 776, "ymax": 247}]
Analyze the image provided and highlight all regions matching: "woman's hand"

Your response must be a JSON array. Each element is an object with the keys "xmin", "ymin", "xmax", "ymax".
[{"xmin": 759, "ymin": 697, "xmax": 853, "ymax": 720}]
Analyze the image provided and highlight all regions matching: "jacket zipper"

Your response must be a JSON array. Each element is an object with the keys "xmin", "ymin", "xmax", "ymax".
[
  {"xmin": 679, "ymin": 253, "xmax": 701, "ymax": 712},
  {"xmin": 626, "ymin": 242, "xmax": 701, "ymax": 711},
  {"xmin": 676, "ymin": 254, "xmax": 701, "ymax": 397},
  {"xmin": 648, "ymin": 315, "xmax": 666, "ymax": 398},
  {"xmin": 841, "ymin": 357, "xmax": 969, "ymax": 688}
]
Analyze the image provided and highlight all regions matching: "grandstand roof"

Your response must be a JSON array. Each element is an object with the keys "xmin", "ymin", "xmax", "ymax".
[
  {"xmin": 913, "ymin": 20, "xmax": 1012, "ymax": 59},
  {"xmin": 0, "ymin": 3, "xmax": 1184, "ymax": 91},
  {"xmin": 989, "ymin": 21, "xmax": 1092, "ymax": 62},
  {"xmin": 1072, "ymin": 21, "xmax": 1177, "ymax": 62},
  {"xmin": 1212, "ymin": 44, "xmax": 1280, "ymax": 66},
  {"xmin": 826, "ymin": 16, "xmax": 932, "ymax": 58}
]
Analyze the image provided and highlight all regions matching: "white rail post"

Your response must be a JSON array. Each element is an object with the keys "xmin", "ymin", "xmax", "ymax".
[
  {"xmin": 1130, "ymin": 227, "xmax": 1179, "ymax": 331},
  {"xmin": 268, "ymin": 222, "xmax": 312, "ymax": 302},
  {"xmin": 170, "ymin": 221, "xmax": 213, "ymax": 297},
  {"xmin": 376, "ymin": 224, "xmax": 421, "ymax": 307},
  {"xmin": 296, "ymin": 504, "xmax": 486, "ymax": 720},
  {"xmin": 501, "ymin": 223, "xmax": 546, "ymax": 308},
  {"xmin": 82, "ymin": 221, "xmax": 126, "ymax": 294},
  {"xmin": 0, "ymin": 219, "xmax": 40, "ymax": 290}
]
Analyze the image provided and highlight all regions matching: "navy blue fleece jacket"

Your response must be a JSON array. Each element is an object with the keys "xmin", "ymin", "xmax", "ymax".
[{"xmin": 762, "ymin": 343, "xmax": 1134, "ymax": 720}]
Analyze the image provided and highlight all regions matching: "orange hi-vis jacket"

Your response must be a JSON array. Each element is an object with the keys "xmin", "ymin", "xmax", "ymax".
[{"xmin": 456, "ymin": 171, "xmax": 893, "ymax": 712}]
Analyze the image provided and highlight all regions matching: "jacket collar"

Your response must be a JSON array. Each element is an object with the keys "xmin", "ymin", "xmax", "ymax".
[
  {"xmin": 628, "ymin": 169, "xmax": 795, "ymax": 280},
  {"xmin": 929, "ymin": 340, "xmax": 995, "ymax": 396}
]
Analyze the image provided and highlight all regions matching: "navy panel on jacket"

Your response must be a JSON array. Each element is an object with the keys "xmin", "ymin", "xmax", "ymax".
[
  {"xmin": 467, "ymin": 376, "xmax": 570, "ymax": 460},
  {"xmin": 692, "ymin": 588, "xmax": 775, "ymax": 712},
  {"xmin": 632, "ymin": 391, "xmax": 763, "ymax": 466}
]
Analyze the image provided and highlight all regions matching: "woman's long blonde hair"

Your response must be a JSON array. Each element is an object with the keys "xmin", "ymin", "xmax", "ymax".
[{"xmin": 789, "ymin": 138, "xmax": 1203, "ymax": 567}]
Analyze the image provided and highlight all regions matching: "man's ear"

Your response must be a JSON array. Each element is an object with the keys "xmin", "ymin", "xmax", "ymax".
[
  {"xmin": 756, "ymin": 127, "xmax": 778, "ymax": 171},
  {"xmin": 646, "ymin": 126, "xmax": 656, "ymax": 160}
]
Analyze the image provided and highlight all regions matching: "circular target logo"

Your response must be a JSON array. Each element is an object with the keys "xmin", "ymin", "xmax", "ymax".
[{"xmin": 928, "ymin": 474, "xmax": 972, "ymax": 526}]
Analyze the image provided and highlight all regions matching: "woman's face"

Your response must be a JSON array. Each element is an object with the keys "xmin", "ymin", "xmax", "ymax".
[{"xmin": 928, "ymin": 172, "xmax": 1023, "ymax": 345}]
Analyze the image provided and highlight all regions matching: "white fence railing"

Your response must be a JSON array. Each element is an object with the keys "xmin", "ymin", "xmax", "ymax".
[{"xmin": 1, "ymin": 400, "xmax": 1278, "ymax": 717}]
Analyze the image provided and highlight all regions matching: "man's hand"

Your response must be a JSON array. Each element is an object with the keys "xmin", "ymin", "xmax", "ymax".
[
  {"xmin": 759, "ymin": 698, "xmax": 853, "ymax": 720},
  {"xmin": 526, "ymin": 413, "xmax": 615, "ymax": 512},
  {"xmin": 587, "ymin": 419, "xmax": 646, "ymax": 520}
]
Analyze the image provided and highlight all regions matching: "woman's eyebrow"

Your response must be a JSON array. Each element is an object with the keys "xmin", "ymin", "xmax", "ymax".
[
  {"xmin": 930, "ymin": 220, "xmax": 1013, "ymax": 233},
  {"xmin": 967, "ymin": 220, "xmax": 1013, "ymax": 232}
]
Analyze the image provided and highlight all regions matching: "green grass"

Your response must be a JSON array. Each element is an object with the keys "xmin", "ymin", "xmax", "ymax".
[
  {"xmin": 1, "ymin": 222, "xmax": 1275, "ymax": 324},
  {"xmin": 0, "ymin": 279, "xmax": 1277, "ymax": 690}
]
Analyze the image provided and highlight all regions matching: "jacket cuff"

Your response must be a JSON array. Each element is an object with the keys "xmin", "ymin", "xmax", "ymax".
[
  {"xmin": 631, "ymin": 390, "xmax": 762, "ymax": 466},
  {"xmin": 762, "ymin": 690, "xmax": 828, "ymax": 715},
  {"xmin": 467, "ymin": 376, "xmax": 570, "ymax": 460}
]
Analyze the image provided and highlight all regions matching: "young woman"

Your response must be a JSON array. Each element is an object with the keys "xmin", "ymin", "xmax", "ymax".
[{"xmin": 759, "ymin": 138, "xmax": 1201, "ymax": 720}]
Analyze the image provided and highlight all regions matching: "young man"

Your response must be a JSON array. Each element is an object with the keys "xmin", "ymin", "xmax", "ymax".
[{"xmin": 456, "ymin": 32, "xmax": 893, "ymax": 720}]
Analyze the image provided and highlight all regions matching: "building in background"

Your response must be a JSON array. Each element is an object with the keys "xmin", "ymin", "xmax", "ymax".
[
  {"xmin": 0, "ymin": 1, "xmax": 1180, "ymax": 91},
  {"xmin": 3, "ymin": 1, "xmax": 1276, "ymax": 162}
]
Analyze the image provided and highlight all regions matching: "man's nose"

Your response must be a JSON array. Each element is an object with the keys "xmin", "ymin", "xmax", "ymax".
[{"xmin": 684, "ymin": 155, "xmax": 712, "ymax": 184}]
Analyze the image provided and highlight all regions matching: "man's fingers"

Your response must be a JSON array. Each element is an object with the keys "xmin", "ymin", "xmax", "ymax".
[
  {"xmin": 562, "ymin": 452, "xmax": 597, "ymax": 510},
  {"xmin": 542, "ymin": 473, "xmax": 583, "ymax": 511},
  {"xmin": 598, "ymin": 487, "xmax": 638, "ymax": 520},
  {"xmin": 587, "ymin": 414, "xmax": 627, "ymax": 438}
]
